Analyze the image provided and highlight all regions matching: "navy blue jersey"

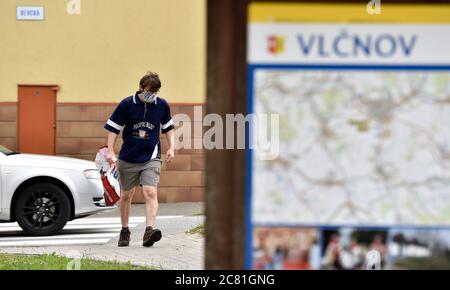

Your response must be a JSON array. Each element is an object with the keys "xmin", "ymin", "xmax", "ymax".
[{"xmin": 104, "ymin": 92, "xmax": 175, "ymax": 163}]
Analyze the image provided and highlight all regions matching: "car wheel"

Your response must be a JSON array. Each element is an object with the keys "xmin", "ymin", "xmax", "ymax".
[{"xmin": 15, "ymin": 182, "xmax": 71, "ymax": 236}]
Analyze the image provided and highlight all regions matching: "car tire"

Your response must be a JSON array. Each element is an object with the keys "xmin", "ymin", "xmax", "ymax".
[{"xmin": 15, "ymin": 182, "xmax": 71, "ymax": 236}]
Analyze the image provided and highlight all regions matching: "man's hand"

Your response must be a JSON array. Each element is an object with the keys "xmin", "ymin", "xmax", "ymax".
[
  {"xmin": 165, "ymin": 148, "xmax": 175, "ymax": 163},
  {"xmin": 164, "ymin": 127, "xmax": 175, "ymax": 164},
  {"xmin": 106, "ymin": 132, "xmax": 118, "ymax": 169},
  {"xmin": 106, "ymin": 150, "xmax": 117, "ymax": 168}
]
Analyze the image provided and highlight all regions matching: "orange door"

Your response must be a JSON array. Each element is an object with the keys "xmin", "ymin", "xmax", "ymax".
[{"xmin": 18, "ymin": 85, "xmax": 58, "ymax": 155}]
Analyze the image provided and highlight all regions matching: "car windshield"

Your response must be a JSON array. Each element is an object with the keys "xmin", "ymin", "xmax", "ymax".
[{"xmin": 0, "ymin": 145, "xmax": 19, "ymax": 156}]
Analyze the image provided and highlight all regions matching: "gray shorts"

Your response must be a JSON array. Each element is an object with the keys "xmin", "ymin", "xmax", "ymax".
[{"xmin": 117, "ymin": 159, "xmax": 162, "ymax": 191}]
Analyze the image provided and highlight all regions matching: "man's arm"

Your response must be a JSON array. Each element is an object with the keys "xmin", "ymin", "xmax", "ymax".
[
  {"xmin": 104, "ymin": 99, "xmax": 126, "ymax": 167},
  {"xmin": 161, "ymin": 101, "xmax": 175, "ymax": 163},
  {"xmin": 164, "ymin": 129, "xmax": 175, "ymax": 163},
  {"xmin": 107, "ymin": 132, "xmax": 118, "ymax": 167}
]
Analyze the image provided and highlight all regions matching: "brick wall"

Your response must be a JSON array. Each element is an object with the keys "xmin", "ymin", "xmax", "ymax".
[
  {"xmin": 0, "ymin": 102, "xmax": 206, "ymax": 203},
  {"xmin": 0, "ymin": 103, "xmax": 17, "ymax": 150}
]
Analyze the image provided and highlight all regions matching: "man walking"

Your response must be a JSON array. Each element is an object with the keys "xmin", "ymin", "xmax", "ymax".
[{"xmin": 104, "ymin": 72, "xmax": 175, "ymax": 247}]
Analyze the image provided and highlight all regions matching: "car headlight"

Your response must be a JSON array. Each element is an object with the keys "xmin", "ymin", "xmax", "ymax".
[{"xmin": 83, "ymin": 169, "xmax": 101, "ymax": 179}]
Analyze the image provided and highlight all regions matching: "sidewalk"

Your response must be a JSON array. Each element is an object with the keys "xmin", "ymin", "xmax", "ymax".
[
  {"xmin": 97, "ymin": 202, "xmax": 204, "ymax": 218},
  {"xmin": 0, "ymin": 202, "xmax": 205, "ymax": 270}
]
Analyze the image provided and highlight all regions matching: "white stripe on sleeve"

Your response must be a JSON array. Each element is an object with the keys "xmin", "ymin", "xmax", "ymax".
[
  {"xmin": 107, "ymin": 119, "xmax": 124, "ymax": 131},
  {"xmin": 151, "ymin": 143, "xmax": 159, "ymax": 160},
  {"xmin": 162, "ymin": 119, "xmax": 174, "ymax": 130}
]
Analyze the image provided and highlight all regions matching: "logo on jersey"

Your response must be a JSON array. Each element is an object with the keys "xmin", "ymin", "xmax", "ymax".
[{"xmin": 133, "ymin": 122, "xmax": 155, "ymax": 131}]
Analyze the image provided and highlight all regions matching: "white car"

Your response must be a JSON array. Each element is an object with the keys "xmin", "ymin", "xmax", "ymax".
[{"xmin": 0, "ymin": 145, "xmax": 113, "ymax": 236}]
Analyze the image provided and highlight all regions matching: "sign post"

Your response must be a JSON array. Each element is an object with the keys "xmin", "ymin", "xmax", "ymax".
[{"xmin": 247, "ymin": 3, "xmax": 450, "ymax": 270}]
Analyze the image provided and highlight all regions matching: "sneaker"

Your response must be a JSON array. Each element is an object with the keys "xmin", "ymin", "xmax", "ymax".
[
  {"xmin": 118, "ymin": 228, "xmax": 131, "ymax": 247},
  {"xmin": 143, "ymin": 227, "xmax": 162, "ymax": 247}
]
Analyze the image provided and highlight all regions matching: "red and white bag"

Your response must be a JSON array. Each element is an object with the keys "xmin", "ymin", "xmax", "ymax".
[{"xmin": 95, "ymin": 146, "xmax": 121, "ymax": 206}]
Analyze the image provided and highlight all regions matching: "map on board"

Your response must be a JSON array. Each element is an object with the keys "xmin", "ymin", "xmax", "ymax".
[{"xmin": 253, "ymin": 70, "xmax": 450, "ymax": 226}]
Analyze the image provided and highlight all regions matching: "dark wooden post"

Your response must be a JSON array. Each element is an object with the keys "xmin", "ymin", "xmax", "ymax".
[{"xmin": 205, "ymin": 0, "xmax": 248, "ymax": 269}]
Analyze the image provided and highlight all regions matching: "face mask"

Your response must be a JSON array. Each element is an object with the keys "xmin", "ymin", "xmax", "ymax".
[{"xmin": 142, "ymin": 91, "xmax": 158, "ymax": 103}]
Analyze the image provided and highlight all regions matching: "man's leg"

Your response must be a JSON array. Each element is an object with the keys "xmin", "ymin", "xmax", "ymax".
[
  {"xmin": 117, "ymin": 159, "xmax": 140, "ymax": 228},
  {"xmin": 140, "ymin": 161, "xmax": 162, "ymax": 247},
  {"xmin": 117, "ymin": 187, "xmax": 135, "ymax": 247},
  {"xmin": 142, "ymin": 185, "xmax": 158, "ymax": 227},
  {"xmin": 119, "ymin": 187, "xmax": 136, "ymax": 227},
  {"xmin": 141, "ymin": 185, "xmax": 161, "ymax": 247}
]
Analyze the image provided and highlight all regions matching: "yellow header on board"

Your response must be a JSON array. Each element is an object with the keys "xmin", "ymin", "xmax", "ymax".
[{"xmin": 249, "ymin": 3, "xmax": 450, "ymax": 24}]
